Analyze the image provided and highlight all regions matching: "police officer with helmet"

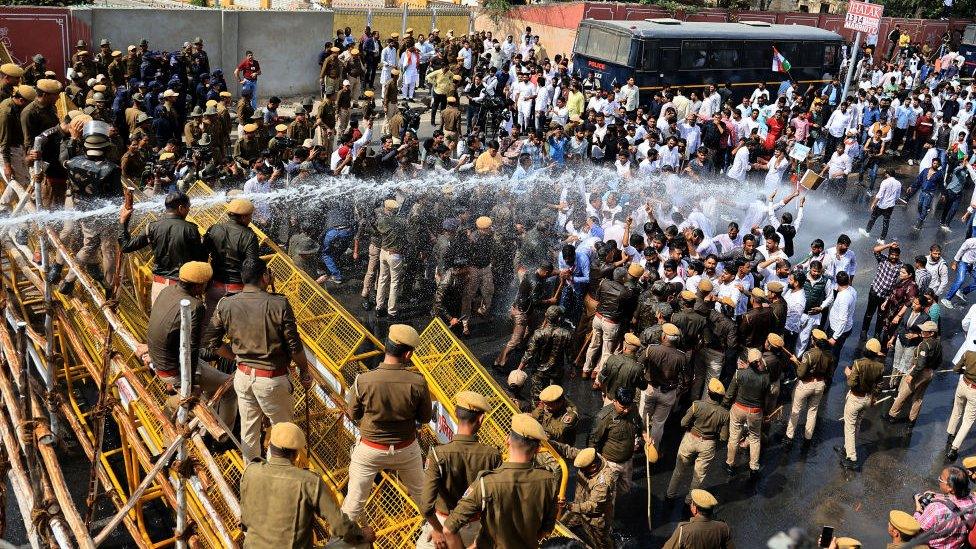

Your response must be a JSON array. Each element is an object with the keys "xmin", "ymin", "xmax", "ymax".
[{"xmin": 59, "ymin": 120, "xmax": 123, "ymax": 294}]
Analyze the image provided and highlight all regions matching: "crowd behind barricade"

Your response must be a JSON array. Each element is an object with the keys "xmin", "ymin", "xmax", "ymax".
[{"xmin": 3, "ymin": 21, "xmax": 976, "ymax": 549}]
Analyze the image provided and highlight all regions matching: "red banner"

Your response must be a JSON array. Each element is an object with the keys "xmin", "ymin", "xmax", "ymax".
[{"xmin": 0, "ymin": 7, "xmax": 72, "ymax": 79}]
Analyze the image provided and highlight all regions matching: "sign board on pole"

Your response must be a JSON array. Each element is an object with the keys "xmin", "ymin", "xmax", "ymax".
[{"xmin": 844, "ymin": 0, "xmax": 884, "ymax": 34}]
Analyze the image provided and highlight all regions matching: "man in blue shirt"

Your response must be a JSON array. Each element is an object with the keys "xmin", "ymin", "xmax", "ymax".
[
  {"xmin": 901, "ymin": 157, "xmax": 945, "ymax": 231},
  {"xmin": 859, "ymin": 99, "xmax": 880, "ymax": 141},
  {"xmin": 892, "ymin": 102, "xmax": 915, "ymax": 153},
  {"xmin": 557, "ymin": 244, "xmax": 589, "ymax": 325}
]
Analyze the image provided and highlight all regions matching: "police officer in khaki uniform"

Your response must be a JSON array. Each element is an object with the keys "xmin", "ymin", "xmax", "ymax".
[
  {"xmin": 666, "ymin": 378, "xmax": 729, "ymax": 502},
  {"xmin": 240, "ymin": 422, "xmax": 374, "ymax": 549},
  {"xmin": 202, "ymin": 198, "xmax": 260, "ymax": 317},
  {"xmin": 418, "ymin": 391, "xmax": 501, "ymax": 549},
  {"xmin": 465, "ymin": 216, "xmax": 497, "ymax": 323},
  {"xmin": 839, "ymin": 339, "xmax": 885, "ymax": 469},
  {"xmin": 519, "ymin": 305, "xmax": 573, "ymax": 401},
  {"xmin": 887, "ymin": 510, "xmax": 921, "ymax": 548},
  {"xmin": 663, "ymin": 489, "xmax": 734, "ymax": 549},
  {"xmin": 0, "ymin": 85, "xmax": 35, "ymax": 206},
  {"xmin": 724, "ymin": 348, "xmax": 770, "ymax": 478},
  {"xmin": 641, "ymin": 322, "xmax": 689, "ymax": 447},
  {"xmin": 441, "ymin": 96, "xmax": 461, "ymax": 141},
  {"xmin": 443, "ymin": 414, "xmax": 558, "ymax": 549},
  {"xmin": 233, "ymin": 123, "xmax": 262, "ymax": 167},
  {"xmin": 287, "ymin": 105, "xmax": 313, "ymax": 145},
  {"xmin": 947, "ymin": 348, "xmax": 976, "ymax": 461},
  {"xmin": 0, "ymin": 64, "xmax": 24, "ymax": 102},
  {"xmin": 203, "ymin": 256, "xmax": 309, "ymax": 461},
  {"xmin": 342, "ymin": 324, "xmax": 432, "ymax": 522},
  {"xmin": 529, "ymin": 384, "xmax": 579, "ymax": 445},
  {"xmin": 549, "ymin": 445, "xmax": 618, "ymax": 549},
  {"xmin": 887, "ymin": 320, "xmax": 942, "ymax": 427},
  {"xmin": 785, "ymin": 329, "xmax": 834, "ymax": 447},
  {"xmin": 590, "ymin": 387, "xmax": 645, "ymax": 495},
  {"xmin": 375, "ymin": 199, "xmax": 408, "ymax": 318},
  {"xmin": 143, "ymin": 262, "xmax": 237, "ymax": 427},
  {"xmin": 694, "ymin": 295, "xmax": 737, "ymax": 400},
  {"xmin": 594, "ymin": 332, "xmax": 647, "ymax": 405}
]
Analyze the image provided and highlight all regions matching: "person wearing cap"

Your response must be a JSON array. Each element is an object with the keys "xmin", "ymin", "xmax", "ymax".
[
  {"xmin": 739, "ymin": 287, "xmax": 774, "ymax": 348},
  {"xmin": 839, "ymin": 338, "xmax": 885, "ymax": 469},
  {"xmin": 0, "ymin": 85, "xmax": 35, "ymax": 194},
  {"xmin": 22, "ymin": 80, "xmax": 70, "ymax": 210},
  {"xmin": 672, "ymin": 288, "xmax": 708, "ymax": 352},
  {"xmin": 22, "ymin": 54, "xmax": 46, "ymax": 87},
  {"xmin": 287, "ymin": 105, "xmax": 313, "ymax": 146},
  {"xmin": 444, "ymin": 414, "xmax": 558, "ymax": 549},
  {"xmin": 183, "ymin": 105, "xmax": 204, "ymax": 148},
  {"xmin": 887, "ymin": 319, "xmax": 942, "ymax": 427},
  {"xmin": 495, "ymin": 262, "xmax": 557, "ymax": 369},
  {"xmin": 723, "ymin": 348, "xmax": 770, "ymax": 478},
  {"xmin": 190, "ymin": 37, "xmax": 210, "ymax": 77},
  {"xmin": 58, "ymin": 129, "xmax": 123, "ymax": 293},
  {"xmin": 120, "ymin": 190, "xmax": 206, "ymax": 303},
  {"xmin": 582, "ymin": 267, "xmax": 635, "ymax": 379},
  {"xmin": 417, "ymin": 391, "xmax": 501, "ymax": 549},
  {"xmin": 234, "ymin": 50, "xmax": 261, "ymax": 110},
  {"xmin": 382, "ymin": 68, "xmax": 400, "ymax": 115},
  {"xmin": 766, "ymin": 281, "xmax": 787, "ymax": 332},
  {"xmin": 203, "ymin": 256, "xmax": 309, "ymax": 461},
  {"xmin": 529, "ymin": 383, "xmax": 579, "ymax": 445},
  {"xmin": 374, "ymin": 197, "xmax": 408, "ymax": 319},
  {"xmin": 666, "ymin": 378, "xmax": 729, "ymax": 503},
  {"xmin": 663, "ymin": 489, "xmax": 733, "ymax": 548},
  {"xmin": 201, "ymin": 197, "xmax": 260, "ymax": 315},
  {"xmin": 887, "ymin": 509, "xmax": 921, "ymax": 548},
  {"xmin": 944, "ymin": 346, "xmax": 976, "ymax": 462},
  {"xmin": 341, "ymin": 48, "xmax": 365, "ymax": 101},
  {"xmin": 0, "ymin": 63, "xmax": 24, "ymax": 102},
  {"xmin": 125, "ymin": 93, "xmax": 147, "ymax": 136},
  {"xmin": 335, "ymin": 79, "xmax": 353, "ymax": 133},
  {"xmin": 595, "ymin": 332, "xmax": 648, "ymax": 405},
  {"xmin": 320, "ymin": 47, "xmax": 343, "ymax": 99},
  {"xmin": 590, "ymin": 387, "xmax": 646, "ymax": 495},
  {"xmin": 240, "ymin": 422, "xmax": 374, "ymax": 548},
  {"xmin": 548, "ymin": 443, "xmax": 619, "ymax": 549},
  {"xmin": 694, "ymin": 294, "xmax": 738, "ymax": 400},
  {"xmin": 342, "ymin": 324, "xmax": 432, "ymax": 521},
  {"xmin": 785, "ymin": 329, "xmax": 834, "ymax": 448},
  {"xmin": 640, "ymin": 322, "xmax": 690, "ymax": 447},
  {"xmin": 154, "ymin": 89, "xmax": 181, "ymax": 144},
  {"xmin": 232, "ymin": 122, "xmax": 262, "ymax": 167},
  {"xmin": 141, "ymin": 260, "xmax": 237, "ymax": 426}
]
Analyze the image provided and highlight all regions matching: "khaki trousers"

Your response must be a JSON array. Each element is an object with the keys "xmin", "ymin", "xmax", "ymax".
[
  {"xmin": 948, "ymin": 377, "xmax": 976, "ymax": 450},
  {"xmin": 337, "ymin": 108, "xmax": 351, "ymax": 133},
  {"xmin": 462, "ymin": 265, "xmax": 494, "ymax": 317},
  {"xmin": 605, "ymin": 458, "xmax": 633, "ymax": 495},
  {"xmin": 889, "ymin": 367, "xmax": 934, "ymax": 422},
  {"xmin": 360, "ymin": 243, "xmax": 380, "ymax": 298},
  {"xmin": 843, "ymin": 391, "xmax": 872, "ymax": 461},
  {"xmin": 640, "ymin": 384, "xmax": 676, "ymax": 448},
  {"xmin": 63, "ymin": 220, "xmax": 119, "ymax": 286},
  {"xmin": 375, "ymin": 248, "xmax": 404, "ymax": 315},
  {"xmin": 727, "ymin": 404, "xmax": 762, "ymax": 471},
  {"xmin": 341, "ymin": 439, "xmax": 424, "ymax": 522},
  {"xmin": 666, "ymin": 432, "xmax": 716, "ymax": 499},
  {"xmin": 233, "ymin": 369, "xmax": 294, "ymax": 461},
  {"xmin": 786, "ymin": 379, "xmax": 825, "ymax": 440},
  {"xmin": 416, "ymin": 513, "xmax": 480, "ymax": 549},
  {"xmin": 582, "ymin": 314, "xmax": 621, "ymax": 376},
  {"xmin": 160, "ymin": 361, "xmax": 238, "ymax": 429}
]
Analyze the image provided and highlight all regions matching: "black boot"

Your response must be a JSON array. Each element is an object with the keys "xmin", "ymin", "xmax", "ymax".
[
  {"xmin": 783, "ymin": 436, "xmax": 794, "ymax": 450},
  {"xmin": 947, "ymin": 447, "xmax": 959, "ymax": 462}
]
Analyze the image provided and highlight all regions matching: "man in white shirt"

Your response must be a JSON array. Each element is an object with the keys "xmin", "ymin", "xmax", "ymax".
[
  {"xmin": 657, "ymin": 137, "xmax": 681, "ymax": 170},
  {"xmin": 825, "ymin": 102, "xmax": 854, "ymax": 154},
  {"xmin": 750, "ymin": 83, "xmax": 770, "ymax": 107},
  {"xmin": 620, "ymin": 77, "xmax": 639, "ymax": 113},
  {"xmin": 824, "ymin": 142, "xmax": 852, "ymax": 192},
  {"xmin": 823, "ymin": 234, "xmax": 857, "ymax": 284},
  {"xmin": 727, "ymin": 138, "xmax": 752, "ymax": 183},
  {"xmin": 513, "ymin": 72, "xmax": 537, "ymax": 129},
  {"xmin": 534, "ymin": 77, "xmax": 554, "ymax": 131},
  {"xmin": 678, "ymin": 114, "xmax": 702, "ymax": 155},
  {"xmin": 700, "ymin": 84, "xmax": 722, "ymax": 118},
  {"xmin": 379, "ymin": 39, "xmax": 399, "ymax": 100},
  {"xmin": 860, "ymin": 168, "xmax": 901, "ymax": 242},
  {"xmin": 827, "ymin": 271, "xmax": 857, "ymax": 361}
]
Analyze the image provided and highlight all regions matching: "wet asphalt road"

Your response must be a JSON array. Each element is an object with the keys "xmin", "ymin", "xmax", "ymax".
[
  {"xmin": 3, "ymin": 166, "xmax": 971, "ymax": 548},
  {"xmin": 335, "ymin": 171, "xmax": 976, "ymax": 547}
]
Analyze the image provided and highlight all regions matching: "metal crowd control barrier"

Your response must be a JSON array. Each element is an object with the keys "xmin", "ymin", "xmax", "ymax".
[{"xmin": 177, "ymin": 182, "xmax": 575, "ymax": 536}]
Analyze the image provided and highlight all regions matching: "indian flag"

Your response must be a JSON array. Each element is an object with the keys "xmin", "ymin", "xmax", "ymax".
[{"xmin": 772, "ymin": 47, "xmax": 792, "ymax": 73}]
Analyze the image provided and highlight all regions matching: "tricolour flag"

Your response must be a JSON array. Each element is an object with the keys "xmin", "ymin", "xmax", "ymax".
[{"xmin": 772, "ymin": 47, "xmax": 792, "ymax": 73}]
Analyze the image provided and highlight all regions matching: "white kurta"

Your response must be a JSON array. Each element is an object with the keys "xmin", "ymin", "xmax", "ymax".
[
  {"xmin": 399, "ymin": 51, "xmax": 419, "ymax": 85},
  {"xmin": 953, "ymin": 304, "xmax": 976, "ymax": 364}
]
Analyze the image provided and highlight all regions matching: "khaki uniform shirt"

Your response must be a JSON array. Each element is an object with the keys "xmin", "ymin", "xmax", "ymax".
[
  {"xmin": 847, "ymin": 357, "xmax": 884, "ymax": 396},
  {"xmin": 287, "ymin": 119, "xmax": 313, "ymax": 144},
  {"xmin": 317, "ymin": 100, "xmax": 336, "ymax": 131},
  {"xmin": 957, "ymin": 351, "xmax": 976, "ymax": 383},
  {"xmin": 663, "ymin": 515, "xmax": 735, "ymax": 549},
  {"xmin": 421, "ymin": 433, "xmax": 502, "ymax": 516},
  {"xmin": 20, "ymin": 100, "xmax": 59, "ymax": 144},
  {"xmin": 240, "ymin": 455, "xmax": 365, "ymax": 549},
  {"xmin": 441, "ymin": 106, "xmax": 461, "ymax": 134},
  {"xmin": 125, "ymin": 107, "xmax": 144, "ymax": 136},
  {"xmin": 589, "ymin": 404, "xmax": 643, "ymax": 463},
  {"xmin": 796, "ymin": 346, "xmax": 834, "ymax": 381},
  {"xmin": 348, "ymin": 362, "xmax": 432, "ymax": 445},
  {"xmin": 320, "ymin": 54, "xmax": 342, "ymax": 80},
  {"xmin": 203, "ymin": 287, "xmax": 303, "ymax": 371},
  {"xmin": 444, "ymin": 462, "xmax": 558, "ymax": 549},
  {"xmin": 529, "ymin": 401, "xmax": 579, "ymax": 445},
  {"xmin": 680, "ymin": 397, "xmax": 729, "ymax": 440},
  {"xmin": 147, "ymin": 285, "xmax": 205, "ymax": 375},
  {"xmin": 551, "ymin": 442, "xmax": 618, "ymax": 519},
  {"xmin": 233, "ymin": 136, "xmax": 262, "ymax": 165},
  {"xmin": 0, "ymin": 98, "xmax": 24, "ymax": 163}
]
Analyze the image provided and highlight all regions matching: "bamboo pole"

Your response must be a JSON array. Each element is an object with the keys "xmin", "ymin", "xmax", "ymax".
[
  {"xmin": 31, "ymin": 158, "xmax": 57, "ymax": 441},
  {"xmin": 175, "ymin": 299, "xmax": 192, "ymax": 549}
]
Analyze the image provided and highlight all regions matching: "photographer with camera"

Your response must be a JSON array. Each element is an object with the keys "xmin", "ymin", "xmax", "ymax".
[{"xmin": 913, "ymin": 466, "xmax": 976, "ymax": 547}]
